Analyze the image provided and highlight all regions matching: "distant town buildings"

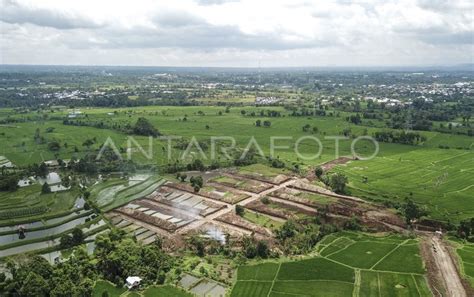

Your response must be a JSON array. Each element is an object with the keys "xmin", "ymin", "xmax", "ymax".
[{"xmin": 255, "ymin": 96, "xmax": 281, "ymax": 105}]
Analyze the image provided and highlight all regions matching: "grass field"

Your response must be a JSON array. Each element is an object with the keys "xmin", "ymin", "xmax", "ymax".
[
  {"xmin": 92, "ymin": 280, "xmax": 126, "ymax": 297},
  {"xmin": 231, "ymin": 232, "xmax": 432, "ymax": 297}
]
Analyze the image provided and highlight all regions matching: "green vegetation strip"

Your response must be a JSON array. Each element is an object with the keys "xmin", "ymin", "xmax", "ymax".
[{"xmin": 0, "ymin": 210, "xmax": 90, "ymax": 236}]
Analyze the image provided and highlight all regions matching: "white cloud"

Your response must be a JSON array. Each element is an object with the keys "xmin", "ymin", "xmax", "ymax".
[{"xmin": 0, "ymin": 0, "xmax": 472, "ymax": 66}]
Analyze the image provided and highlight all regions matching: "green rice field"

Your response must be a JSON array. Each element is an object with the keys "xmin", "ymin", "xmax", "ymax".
[{"xmin": 231, "ymin": 232, "xmax": 432, "ymax": 297}]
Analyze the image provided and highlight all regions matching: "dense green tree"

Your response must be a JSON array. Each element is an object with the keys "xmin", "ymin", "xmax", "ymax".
[
  {"xmin": 41, "ymin": 182, "xmax": 51, "ymax": 194},
  {"xmin": 48, "ymin": 141, "xmax": 61, "ymax": 151},
  {"xmin": 256, "ymin": 241, "xmax": 269, "ymax": 258},
  {"xmin": 132, "ymin": 117, "xmax": 160, "ymax": 136},
  {"xmin": 20, "ymin": 272, "xmax": 49, "ymax": 297},
  {"xmin": 190, "ymin": 175, "xmax": 203, "ymax": 189},
  {"xmin": 276, "ymin": 220, "xmax": 297, "ymax": 240},
  {"xmin": 329, "ymin": 173, "xmax": 348, "ymax": 194},
  {"xmin": 242, "ymin": 237, "xmax": 257, "ymax": 258},
  {"xmin": 314, "ymin": 166, "xmax": 323, "ymax": 178},
  {"xmin": 59, "ymin": 234, "xmax": 73, "ymax": 248},
  {"xmin": 402, "ymin": 199, "xmax": 427, "ymax": 225},
  {"xmin": 0, "ymin": 174, "xmax": 20, "ymax": 191},
  {"xmin": 38, "ymin": 162, "xmax": 49, "ymax": 177},
  {"xmin": 72, "ymin": 228, "xmax": 84, "ymax": 245},
  {"xmin": 235, "ymin": 205, "xmax": 245, "ymax": 217}
]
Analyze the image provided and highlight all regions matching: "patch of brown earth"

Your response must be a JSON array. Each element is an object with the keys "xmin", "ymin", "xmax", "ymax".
[
  {"xmin": 215, "ymin": 212, "xmax": 272, "ymax": 237},
  {"xmin": 115, "ymin": 207, "xmax": 181, "ymax": 232}
]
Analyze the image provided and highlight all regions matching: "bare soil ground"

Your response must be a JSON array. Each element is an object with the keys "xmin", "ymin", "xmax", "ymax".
[
  {"xmin": 215, "ymin": 212, "xmax": 272, "ymax": 236},
  {"xmin": 306, "ymin": 156, "xmax": 354, "ymax": 180},
  {"xmin": 115, "ymin": 207, "xmax": 182, "ymax": 232},
  {"xmin": 320, "ymin": 156, "xmax": 354, "ymax": 171},
  {"xmin": 244, "ymin": 199, "xmax": 294, "ymax": 219},
  {"xmin": 211, "ymin": 173, "xmax": 274, "ymax": 193},
  {"xmin": 420, "ymin": 234, "xmax": 467, "ymax": 297},
  {"xmin": 165, "ymin": 182, "xmax": 250, "ymax": 204},
  {"xmin": 228, "ymin": 170, "xmax": 291, "ymax": 185}
]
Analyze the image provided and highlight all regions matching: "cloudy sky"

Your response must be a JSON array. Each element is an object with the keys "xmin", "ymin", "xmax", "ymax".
[{"xmin": 0, "ymin": 0, "xmax": 473, "ymax": 67}]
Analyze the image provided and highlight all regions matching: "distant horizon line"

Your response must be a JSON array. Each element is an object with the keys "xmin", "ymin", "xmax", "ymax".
[{"xmin": 1, "ymin": 63, "xmax": 473, "ymax": 71}]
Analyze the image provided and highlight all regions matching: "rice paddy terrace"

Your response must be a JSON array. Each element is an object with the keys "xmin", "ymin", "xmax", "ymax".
[{"xmin": 0, "ymin": 174, "xmax": 165, "ymax": 259}]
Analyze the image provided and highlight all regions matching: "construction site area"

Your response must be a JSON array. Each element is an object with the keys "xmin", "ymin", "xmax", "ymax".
[{"xmin": 105, "ymin": 165, "xmax": 406, "ymax": 251}]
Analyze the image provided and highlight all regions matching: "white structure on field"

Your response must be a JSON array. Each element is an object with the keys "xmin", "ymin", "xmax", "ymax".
[{"xmin": 125, "ymin": 276, "xmax": 142, "ymax": 289}]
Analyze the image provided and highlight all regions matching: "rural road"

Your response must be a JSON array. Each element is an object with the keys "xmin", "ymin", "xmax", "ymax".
[{"xmin": 430, "ymin": 236, "xmax": 466, "ymax": 297}]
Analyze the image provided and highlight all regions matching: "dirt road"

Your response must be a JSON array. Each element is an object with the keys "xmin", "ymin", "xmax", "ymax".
[{"xmin": 428, "ymin": 235, "xmax": 466, "ymax": 297}]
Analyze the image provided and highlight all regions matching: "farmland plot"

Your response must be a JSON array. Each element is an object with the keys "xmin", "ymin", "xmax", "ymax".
[
  {"xmin": 209, "ymin": 174, "xmax": 273, "ymax": 194},
  {"xmin": 231, "ymin": 233, "xmax": 432, "ymax": 297},
  {"xmin": 333, "ymin": 149, "xmax": 474, "ymax": 222},
  {"xmin": 149, "ymin": 186, "xmax": 226, "ymax": 216},
  {"xmin": 166, "ymin": 182, "xmax": 250, "ymax": 204},
  {"xmin": 271, "ymin": 187, "xmax": 338, "ymax": 207},
  {"xmin": 235, "ymin": 164, "xmax": 291, "ymax": 185},
  {"xmin": 91, "ymin": 176, "xmax": 164, "ymax": 210}
]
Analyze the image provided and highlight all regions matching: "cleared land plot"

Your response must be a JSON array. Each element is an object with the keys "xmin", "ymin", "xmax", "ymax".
[
  {"xmin": 245, "ymin": 197, "xmax": 316, "ymax": 220},
  {"xmin": 242, "ymin": 210, "xmax": 284, "ymax": 230},
  {"xmin": 150, "ymin": 187, "xmax": 225, "ymax": 216},
  {"xmin": 166, "ymin": 182, "xmax": 249, "ymax": 204},
  {"xmin": 235, "ymin": 164, "xmax": 291, "ymax": 185},
  {"xmin": 210, "ymin": 174, "xmax": 272, "ymax": 194},
  {"xmin": 215, "ymin": 212, "xmax": 271, "ymax": 236},
  {"xmin": 113, "ymin": 203, "xmax": 192, "ymax": 232},
  {"xmin": 272, "ymin": 187, "xmax": 337, "ymax": 207}
]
